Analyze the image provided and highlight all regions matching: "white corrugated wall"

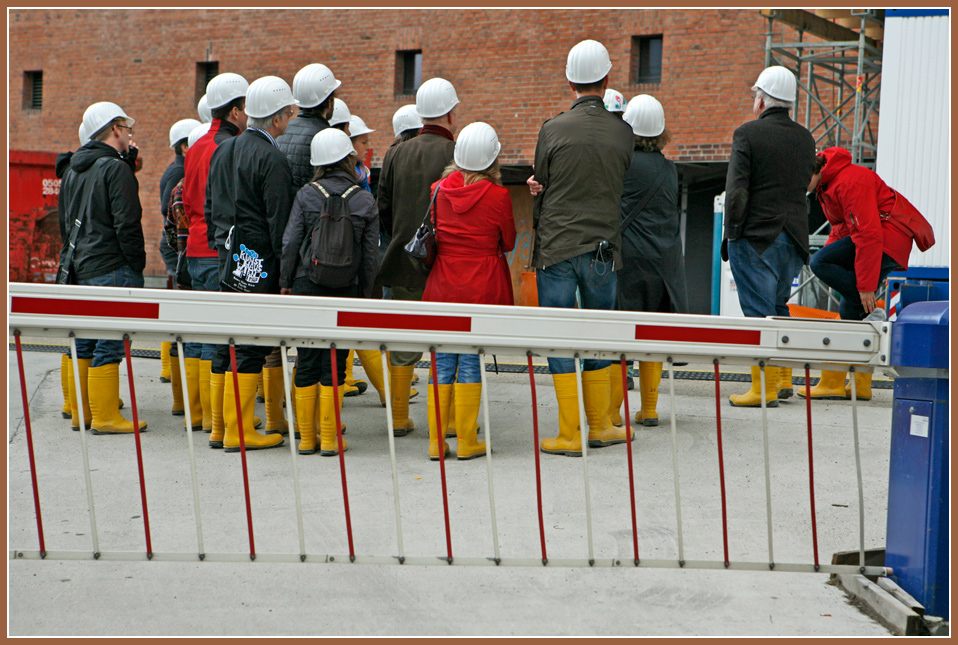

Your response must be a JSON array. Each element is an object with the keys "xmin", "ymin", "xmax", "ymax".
[{"xmin": 875, "ymin": 14, "xmax": 950, "ymax": 268}]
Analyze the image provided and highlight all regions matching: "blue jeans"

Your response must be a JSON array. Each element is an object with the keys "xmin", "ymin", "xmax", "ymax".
[
  {"xmin": 810, "ymin": 236, "xmax": 900, "ymax": 321},
  {"xmin": 429, "ymin": 353, "xmax": 481, "ymax": 385},
  {"xmin": 75, "ymin": 265, "xmax": 144, "ymax": 367},
  {"xmin": 186, "ymin": 256, "xmax": 221, "ymax": 361},
  {"xmin": 728, "ymin": 233, "xmax": 803, "ymax": 318},
  {"xmin": 536, "ymin": 251, "xmax": 617, "ymax": 374}
]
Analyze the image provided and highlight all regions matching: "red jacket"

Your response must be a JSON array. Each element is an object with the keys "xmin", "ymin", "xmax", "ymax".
[
  {"xmin": 182, "ymin": 120, "xmax": 222, "ymax": 258},
  {"xmin": 422, "ymin": 171, "xmax": 517, "ymax": 306},
  {"xmin": 816, "ymin": 147, "xmax": 913, "ymax": 291}
]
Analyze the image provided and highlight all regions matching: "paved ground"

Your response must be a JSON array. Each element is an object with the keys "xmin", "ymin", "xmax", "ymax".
[{"xmin": 8, "ymin": 345, "xmax": 896, "ymax": 636}]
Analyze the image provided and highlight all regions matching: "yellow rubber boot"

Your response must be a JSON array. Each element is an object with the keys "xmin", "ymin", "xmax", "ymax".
[
  {"xmin": 729, "ymin": 366, "xmax": 780, "ymax": 407},
  {"xmin": 454, "ymin": 383, "xmax": 487, "ymax": 460},
  {"xmin": 198, "ymin": 360, "xmax": 213, "ymax": 432},
  {"xmin": 540, "ymin": 373, "xmax": 582, "ymax": 456},
  {"xmin": 68, "ymin": 357, "xmax": 92, "ymax": 431},
  {"xmin": 89, "ymin": 363, "xmax": 147, "ymax": 435},
  {"xmin": 256, "ymin": 371, "xmax": 265, "ymax": 403},
  {"xmin": 263, "ymin": 366, "xmax": 289, "ymax": 435},
  {"xmin": 778, "ymin": 367, "xmax": 794, "ymax": 400},
  {"xmin": 798, "ymin": 369, "xmax": 847, "ymax": 400},
  {"xmin": 608, "ymin": 361, "xmax": 626, "ymax": 427},
  {"xmin": 223, "ymin": 372, "xmax": 284, "ymax": 452},
  {"xmin": 388, "ymin": 364, "xmax": 416, "ymax": 436},
  {"xmin": 319, "ymin": 384, "xmax": 348, "ymax": 456},
  {"xmin": 357, "ymin": 350, "xmax": 386, "ymax": 406},
  {"xmin": 290, "ymin": 367, "xmax": 298, "ymax": 426},
  {"xmin": 584, "ymin": 367, "xmax": 632, "ymax": 448},
  {"xmin": 209, "ymin": 372, "xmax": 226, "ymax": 448},
  {"xmin": 845, "ymin": 372, "xmax": 872, "ymax": 401},
  {"xmin": 634, "ymin": 361, "xmax": 663, "ymax": 426},
  {"xmin": 170, "ymin": 352, "xmax": 185, "ymax": 416},
  {"xmin": 160, "ymin": 342, "xmax": 172, "ymax": 383},
  {"xmin": 295, "ymin": 383, "xmax": 318, "ymax": 455},
  {"xmin": 343, "ymin": 350, "xmax": 367, "ymax": 397},
  {"xmin": 427, "ymin": 383, "xmax": 452, "ymax": 460},
  {"xmin": 61, "ymin": 355, "xmax": 72, "ymax": 418},
  {"xmin": 183, "ymin": 358, "xmax": 203, "ymax": 431}
]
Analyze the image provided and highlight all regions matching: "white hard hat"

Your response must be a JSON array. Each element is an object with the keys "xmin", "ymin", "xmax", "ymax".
[
  {"xmin": 566, "ymin": 39, "xmax": 612, "ymax": 84},
  {"xmin": 454, "ymin": 122, "xmax": 501, "ymax": 172},
  {"xmin": 206, "ymin": 72, "xmax": 249, "ymax": 110},
  {"xmin": 752, "ymin": 65, "xmax": 797, "ymax": 102},
  {"xmin": 603, "ymin": 89, "xmax": 625, "ymax": 113},
  {"xmin": 416, "ymin": 78, "xmax": 460, "ymax": 119},
  {"xmin": 623, "ymin": 94, "xmax": 665, "ymax": 137},
  {"xmin": 197, "ymin": 94, "xmax": 212, "ymax": 123},
  {"xmin": 244, "ymin": 76, "xmax": 299, "ymax": 118},
  {"xmin": 328, "ymin": 98, "xmax": 351, "ymax": 127},
  {"xmin": 187, "ymin": 122, "xmax": 212, "ymax": 148},
  {"xmin": 78, "ymin": 121, "xmax": 91, "ymax": 145},
  {"xmin": 169, "ymin": 118, "xmax": 202, "ymax": 148},
  {"xmin": 348, "ymin": 115, "xmax": 375, "ymax": 138},
  {"xmin": 310, "ymin": 128, "xmax": 356, "ymax": 166},
  {"xmin": 392, "ymin": 104, "xmax": 422, "ymax": 137},
  {"xmin": 81, "ymin": 101, "xmax": 135, "ymax": 140},
  {"xmin": 292, "ymin": 63, "xmax": 341, "ymax": 109}
]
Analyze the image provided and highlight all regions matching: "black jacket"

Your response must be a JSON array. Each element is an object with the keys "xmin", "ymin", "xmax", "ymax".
[
  {"xmin": 57, "ymin": 141, "xmax": 145, "ymax": 280},
  {"xmin": 159, "ymin": 155, "xmax": 185, "ymax": 218},
  {"xmin": 281, "ymin": 169, "xmax": 379, "ymax": 296},
  {"xmin": 723, "ymin": 107, "xmax": 816, "ymax": 260},
  {"xmin": 276, "ymin": 111, "xmax": 330, "ymax": 192}
]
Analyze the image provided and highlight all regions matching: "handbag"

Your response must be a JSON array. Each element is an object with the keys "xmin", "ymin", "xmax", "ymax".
[
  {"xmin": 404, "ymin": 184, "xmax": 441, "ymax": 276},
  {"xmin": 882, "ymin": 190, "xmax": 935, "ymax": 252},
  {"xmin": 175, "ymin": 250, "xmax": 192, "ymax": 289}
]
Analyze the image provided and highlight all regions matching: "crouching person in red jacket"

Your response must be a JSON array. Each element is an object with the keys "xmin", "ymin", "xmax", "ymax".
[{"xmin": 421, "ymin": 122, "xmax": 516, "ymax": 461}]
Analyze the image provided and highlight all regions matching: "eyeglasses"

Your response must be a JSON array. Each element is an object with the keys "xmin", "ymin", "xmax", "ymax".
[{"xmin": 116, "ymin": 123, "xmax": 134, "ymax": 135}]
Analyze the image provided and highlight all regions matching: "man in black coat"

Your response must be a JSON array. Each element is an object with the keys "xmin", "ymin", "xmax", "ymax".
[{"xmin": 277, "ymin": 63, "xmax": 341, "ymax": 192}]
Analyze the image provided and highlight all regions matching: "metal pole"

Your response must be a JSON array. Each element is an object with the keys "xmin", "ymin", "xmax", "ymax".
[
  {"xmin": 667, "ymin": 359, "xmax": 685, "ymax": 566},
  {"xmin": 70, "ymin": 336, "xmax": 100, "ymax": 558},
  {"xmin": 380, "ymin": 348, "xmax": 405, "ymax": 563},
  {"xmin": 759, "ymin": 362, "xmax": 775, "ymax": 569},
  {"xmin": 280, "ymin": 345, "xmax": 307, "ymax": 560},
  {"xmin": 573, "ymin": 357, "xmax": 595, "ymax": 565},
  {"xmin": 477, "ymin": 350, "xmax": 501, "ymax": 564},
  {"xmin": 14, "ymin": 332, "xmax": 46, "ymax": 556},
  {"xmin": 175, "ymin": 340, "xmax": 205, "ymax": 560}
]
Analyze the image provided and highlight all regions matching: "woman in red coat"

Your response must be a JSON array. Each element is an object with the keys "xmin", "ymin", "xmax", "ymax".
[{"xmin": 422, "ymin": 121, "xmax": 516, "ymax": 460}]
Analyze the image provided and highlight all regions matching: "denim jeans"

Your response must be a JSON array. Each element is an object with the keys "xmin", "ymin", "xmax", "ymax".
[
  {"xmin": 429, "ymin": 353, "xmax": 481, "ymax": 385},
  {"xmin": 186, "ymin": 256, "xmax": 221, "ymax": 361},
  {"xmin": 810, "ymin": 236, "xmax": 900, "ymax": 321},
  {"xmin": 75, "ymin": 265, "xmax": 144, "ymax": 367},
  {"xmin": 728, "ymin": 233, "xmax": 803, "ymax": 318},
  {"xmin": 536, "ymin": 251, "xmax": 617, "ymax": 374}
]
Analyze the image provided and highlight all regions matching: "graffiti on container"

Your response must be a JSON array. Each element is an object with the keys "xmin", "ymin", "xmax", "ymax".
[
  {"xmin": 9, "ymin": 205, "xmax": 60, "ymax": 283},
  {"xmin": 506, "ymin": 231, "xmax": 533, "ymax": 268}
]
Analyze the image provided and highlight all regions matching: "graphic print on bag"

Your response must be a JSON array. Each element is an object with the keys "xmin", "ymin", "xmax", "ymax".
[
  {"xmin": 301, "ymin": 182, "xmax": 362, "ymax": 288},
  {"xmin": 233, "ymin": 243, "xmax": 268, "ymax": 285}
]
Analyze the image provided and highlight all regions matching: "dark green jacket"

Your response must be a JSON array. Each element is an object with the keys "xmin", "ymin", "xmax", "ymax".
[{"xmin": 531, "ymin": 95, "xmax": 633, "ymax": 269}]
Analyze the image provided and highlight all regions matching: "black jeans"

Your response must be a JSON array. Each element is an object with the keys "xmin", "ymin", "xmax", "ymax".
[
  {"xmin": 810, "ymin": 236, "xmax": 900, "ymax": 321},
  {"xmin": 292, "ymin": 277, "xmax": 357, "ymax": 387}
]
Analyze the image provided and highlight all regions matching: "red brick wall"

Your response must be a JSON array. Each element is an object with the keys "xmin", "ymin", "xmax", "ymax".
[{"xmin": 9, "ymin": 8, "xmax": 783, "ymax": 278}]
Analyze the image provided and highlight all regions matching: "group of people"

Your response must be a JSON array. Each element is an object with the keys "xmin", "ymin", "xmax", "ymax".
[{"xmin": 54, "ymin": 38, "xmax": 930, "ymax": 461}]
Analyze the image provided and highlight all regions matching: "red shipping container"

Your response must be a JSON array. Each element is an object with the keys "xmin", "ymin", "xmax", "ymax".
[{"xmin": 9, "ymin": 150, "xmax": 62, "ymax": 284}]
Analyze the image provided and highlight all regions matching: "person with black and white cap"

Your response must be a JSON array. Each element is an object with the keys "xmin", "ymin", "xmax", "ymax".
[
  {"xmin": 277, "ymin": 63, "xmax": 340, "ymax": 191},
  {"xmin": 603, "ymin": 88, "xmax": 626, "ymax": 118}
]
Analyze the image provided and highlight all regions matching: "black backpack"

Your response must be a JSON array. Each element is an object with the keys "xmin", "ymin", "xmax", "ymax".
[{"xmin": 300, "ymin": 181, "xmax": 363, "ymax": 288}]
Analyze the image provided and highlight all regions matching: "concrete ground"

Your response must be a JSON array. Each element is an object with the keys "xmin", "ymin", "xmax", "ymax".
[{"xmin": 8, "ymin": 343, "xmax": 895, "ymax": 636}]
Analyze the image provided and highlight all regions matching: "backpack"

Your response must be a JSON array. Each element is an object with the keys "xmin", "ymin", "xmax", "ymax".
[{"xmin": 300, "ymin": 181, "xmax": 363, "ymax": 288}]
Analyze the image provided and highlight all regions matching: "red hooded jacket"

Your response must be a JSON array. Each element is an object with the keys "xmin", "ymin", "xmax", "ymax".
[
  {"xmin": 816, "ymin": 147, "xmax": 913, "ymax": 292},
  {"xmin": 422, "ymin": 171, "xmax": 517, "ymax": 306}
]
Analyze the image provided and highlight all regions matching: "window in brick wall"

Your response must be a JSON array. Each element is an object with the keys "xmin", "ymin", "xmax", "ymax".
[
  {"xmin": 631, "ymin": 35, "xmax": 663, "ymax": 84},
  {"xmin": 196, "ymin": 61, "xmax": 219, "ymax": 103},
  {"xmin": 396, "ymin": 50, "xmax": 422, "ymax": 95},
  {"xmin": 23, "ymin": 70, "xmax": 42, "ymax": 110}
]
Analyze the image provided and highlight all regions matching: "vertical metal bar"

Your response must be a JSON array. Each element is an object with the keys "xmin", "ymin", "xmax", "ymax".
[
  {"xmin": 14, "ymin": 332, "xmax": 46, "ymax": 556},
  {"xmin": 849, "ymin": 366, "xmax": 866, "ymax": 572},
  {"xmin": 176, "ymin": 340, "xmax": 205, "ymax": 560},
  {"xmin": 123, "ymin": 337, "xmax": 152, "ymax": 559},
  {"xmin": 620, "ymin": 357, "xmax": 639, "ymax": 565},
  {"xmin": 381, "ymin": 347, "xmax": 405, "ymax": 562},
  {"xmin": 70, "ymin": 336, "xmax": 100, "ymax": 557},
  {"xmin": 329, "ymin": 345, "xmax": 355, "ymax": 561},
  {"xmin": 526, "ymin": 353, "xmax": 548, "ymax": 565},
  {"xmin": 228, "ymin": 342, "xmax": 256, "ymax": 560},
  {"xmin": 573, "ymin": 356, "xmax": 595, "ymax": 565},
  {"xmin": 429, "ymin": 349, "xmax": 454, "ymax": 563},
  {"xmin": 851, "ymin": 17, "xmax": 867, "ymax": 164},
  {"xmin": 477, "ymin": 350, "xmax": 501, "ymax": 564},
  {"xmin": 280, "ymin": 345, "xmax": 307, "ymax": 560},
  {"xmin": 759, "ymin": 362, "xmax": 775, "ymax": 568},
  {"xmin": 713, "ymin": 360, "xmax": 730, "ymax": 567},
  {"xmin": 667, "ymin": 359, "xmax": 684, "ymax": 565},
  {"xmin": 804, "ymin": 364, "xmax": 820, "ymax": 570}
]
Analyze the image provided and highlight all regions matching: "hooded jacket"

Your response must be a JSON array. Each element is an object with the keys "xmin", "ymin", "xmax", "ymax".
[
  {"xmin": 422, "ymin": 171, "xmax": 516, "ymax": 306},
  {"xmin": 816, "ymin": 146, "xmax": 913, "ymax": 291},
  {"xmin": 276, "ymin": 110, "xmax": 330, "ymax": 192},
  {"xmin": 57, "ymin": 141, "xmax": 145, "ymax": 280}
]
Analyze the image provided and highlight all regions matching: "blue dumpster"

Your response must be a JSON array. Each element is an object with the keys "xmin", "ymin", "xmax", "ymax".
[{"xmin": 885, "ymin": 300, "xmax": 949, "ymax": 619}]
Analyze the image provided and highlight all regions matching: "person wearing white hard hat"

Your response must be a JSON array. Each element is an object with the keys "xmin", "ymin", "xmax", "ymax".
[
  {"xmin": 197, "ymin": 94, "xmax": 212, "ymax": 124},
  {"xmin": 603, "ymin": 88, "xmax": 626, "ymax": 117},
  {"xmin": 57, "ymin": 101, "xmax": 147, "ymax": 436},
  {"xmin": 328, "ymin": 98, "xmax": 351, "ymax": 133},
  {"xmin": 375, "ymin": 76, "xmax": 460, "ymax": 438},
  {"xmin": 526, "ymin": 39, "xmax": 633, "ymax": 457},
  {"xmin": 277, "ymin": 63, "xmax": 341, "ymax": 191},
  {"xmin": 723, "ymin": 65, "xmax": 816, "ymax": 409},
  {"xmin": 608, "ymin": 94, "xmax": 689, "ymax": 430},
  {"xmin": 391, "ymin": 104, "xmax": 422, "ymax": 144},
  {"xmin": 159, "ymin": 118, "xmax": 202, "ymax": 287},
  {"xmin": 348, "ymin": 115, "xmax": 375, "ymax": 193},
  {"xmin": 420, "ymin": 122, "xmax": 516, "ymax": 461},
  {"xmin": 279, "ymin": 128, "xmax": 379, "ymax": 456}
]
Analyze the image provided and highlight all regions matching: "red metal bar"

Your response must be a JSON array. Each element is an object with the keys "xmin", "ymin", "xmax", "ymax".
[
  {"xmin": 527, "ymin": 354, "xmax": 548, "ymax": 564},
  {"xmin": 429, "ymin": 350, "xmax": 454, "ymax": 562},
  {"xmin": 329, "ymin": 346, "xmax": 355, "ymax": 561},
  {"xmin": 620, "ymin": 358, "xmax": 640, "ymax": 564},
  {"xmin": 713, "ymin": 360, "xmax": 730, "ymax": 566},
  {"xmin": 14, "ymin": 333, "xmax": 46, "ymax": 555},
  {"xmin": 805, "ymin": 365, "xmax": 820, "ymax": 569},
  {"xmin": 228, "ymin": 344, "xmax": 256, "ymax": 559},
  {"xmin": 123, "ymin": 337, "xmax": 152, "ymax": 558}
]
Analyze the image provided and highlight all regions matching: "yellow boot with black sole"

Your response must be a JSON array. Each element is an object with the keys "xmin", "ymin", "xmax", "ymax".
[
  {"xmin": 540, "ymin": 373, "xmax": 583, "ymax": 457},
  {"xmin": 89, "ymin": 363, "xmax": 147, "ymax": 435},
  {"xmin": 223, "ymin": 372, "xmax": 284, "ymax": 452}
]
